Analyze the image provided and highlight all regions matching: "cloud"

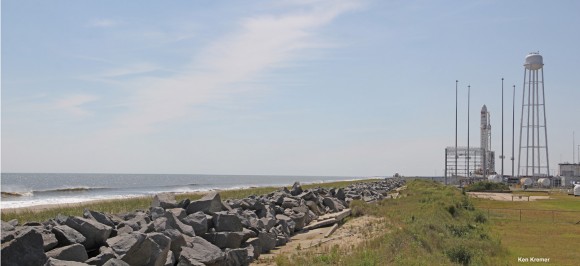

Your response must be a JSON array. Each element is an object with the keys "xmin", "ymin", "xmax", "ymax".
[
  {"xmin": 52, "ymin": 95, "xmax": 99, "ymax": 117},
  {"xmin": 104, "ymin": 0, "xmax": 361, "ymax": 137}
]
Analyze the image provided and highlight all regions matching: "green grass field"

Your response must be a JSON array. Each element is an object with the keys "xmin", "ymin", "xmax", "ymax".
[{"xmin": 472, "ymin": 191, "xmax": 580, "ymax": 265}]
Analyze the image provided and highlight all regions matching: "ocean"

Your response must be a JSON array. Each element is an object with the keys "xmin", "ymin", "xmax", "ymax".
[{"xmin": 0, "ymin": 173, "xmax": 369, "ymax": 209}]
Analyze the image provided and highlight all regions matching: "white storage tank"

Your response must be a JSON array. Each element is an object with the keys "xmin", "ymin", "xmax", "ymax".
[
  {"xmin": 574, "ymin": 184, "xmax": 580, "ymax": 196},
  {"xmin": 520, "ymin": 178, "xmax": 533, "ymax": 187},
  {"xmin": 537, "ymin": 178, "xmax": 551, "ymax": 187}
]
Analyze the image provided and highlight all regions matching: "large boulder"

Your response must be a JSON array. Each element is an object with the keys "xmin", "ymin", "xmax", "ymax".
[
  {"xmin": 83, "ymin": 210, "xmax": 115, "ymax": 227},
  {"xmin": 182, "ymin": 211, "xmax": 208, "ymax": 235},
  {"xmin": 102, "ymin": 259, "xmax": 130, "ymax": 266},
  {"xmin": 257, "ymin": 231, "xmax": 277, "ymax": 253},
  {"xmin": 151, "ymin": 193, "xmax": 178, "ymax": 209},
  {"xmin": 177, "ymin": 237, "xmax": 225, "ymax": 265},
  {"xmin": 322, "ymin": 197, "xmax": 345, "ymax": 213},
  {"xmin": 41, "ymin": 230, "xmax": 59, "ymax": 251},
  {"xmin": 212, "ymin": 212, "xmax": 243, "ymax": 232},
  {"xmin": 201, "ymin": 232, "xmax": 244, "ymax": 249},
  {"xmin": 224, "ymin": 248, "xmax": 252, "ymax": 266},
  {"xmin": 52, "ymin": 225, "xmax": 86, "ymax": 247},
  {"xmin": 1, "ymin": 227, "xmax": 48, "ymax": 266},
  {"xmin": 186, "ymin": 192, "xmax": 230, "ymax": 215},
  {"xmin": 46, "ymin": 243, "xmax": 88, "ymax": 262},
  {"xmin": 106, "ymin": 232, "xmax": 169, "ymax": 266},
  {"xmin": 63, "ymin": 216, "xmax": 112, "ymax": 250},
  {"xmin": 290, "ymin": 182, "xmax": 303, "ymax": 196}
]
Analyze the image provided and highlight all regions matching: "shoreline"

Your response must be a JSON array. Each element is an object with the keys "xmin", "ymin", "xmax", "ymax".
[{"xmin": 0, "ymin": 178, "xmax": 380, "ymax": 216}]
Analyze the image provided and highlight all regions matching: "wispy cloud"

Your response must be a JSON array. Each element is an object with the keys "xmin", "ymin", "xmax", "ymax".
[
  {"xmin": 104, "ymin": 0, "xmax": 361, "ymax": 137},
  {"xmin": 52, "ymin": 95, "xmax": 99, "ymax": 117}
]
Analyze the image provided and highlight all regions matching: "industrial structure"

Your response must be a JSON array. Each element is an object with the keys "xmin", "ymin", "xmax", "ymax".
[
  {"xmin": 444, "ymin": 104, "xmax": 496, "ymax": 184},
  {"xmin": 518, "ymin": 52, "xmax": 550, "ymax": 178}
]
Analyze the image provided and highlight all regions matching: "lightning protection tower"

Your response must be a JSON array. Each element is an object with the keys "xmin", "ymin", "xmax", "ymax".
[{"xmin": 518, "ymin": 52, "xmax": 550, "ymax": 178}]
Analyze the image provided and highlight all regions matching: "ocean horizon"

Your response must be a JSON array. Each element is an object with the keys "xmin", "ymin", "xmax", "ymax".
[{"xmin": 0, "ymin": 173, "xmax": 378, "ymax": 209}]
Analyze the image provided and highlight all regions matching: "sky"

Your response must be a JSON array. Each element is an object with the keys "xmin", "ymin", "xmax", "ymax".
[{"xmin": 2, "ymin": 0, "xmax": 579, "ymax": 176}]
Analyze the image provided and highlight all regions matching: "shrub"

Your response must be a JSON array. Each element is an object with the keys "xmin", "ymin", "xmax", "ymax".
[
  {"xmin": 465, "ymin": 181, "xmax": 509, "ymax": 192},
  {"xmin": 447, "ymin": 245, "xmax": 472, "ymax": 265}
]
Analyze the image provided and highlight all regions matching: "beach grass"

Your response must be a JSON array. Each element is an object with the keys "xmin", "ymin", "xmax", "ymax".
[
  {"xmin": 472, "ymin": 191, "xmax": 580, "ymax": 265},
  {"xmin": 1, "ymin": 178, "xmax": 380, "ymax": 223},
  {"xmin": 274, "ymin": 179, "xmax": 509, "ymax": 265}
]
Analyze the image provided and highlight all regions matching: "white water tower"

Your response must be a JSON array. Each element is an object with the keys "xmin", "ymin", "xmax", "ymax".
[{"xmin": 517, "ymin": 52, "xmax": 550, "ymax": 177}]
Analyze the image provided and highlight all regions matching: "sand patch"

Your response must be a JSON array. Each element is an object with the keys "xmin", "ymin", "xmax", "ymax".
[{"xmin": 468, "ymin": 192, "xmax": 550, "ymax": 201}]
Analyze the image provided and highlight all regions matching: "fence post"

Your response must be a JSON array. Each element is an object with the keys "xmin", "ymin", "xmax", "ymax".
[
  {"xmin": 519, "ymin": 209, "xmax": 522, "ymax": 221},
  {"xmin": 552, "ymin": 211, "xmax": 554, "ymax": 223}
]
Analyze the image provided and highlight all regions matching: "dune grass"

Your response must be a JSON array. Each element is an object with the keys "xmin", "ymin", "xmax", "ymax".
[
  {"xmin": 274, "ymin": 179, "xmax": 508, "ymax": 265},
  {"xmin": 1, "ymin": 178, "xmax": 380, "ymax": 224}
]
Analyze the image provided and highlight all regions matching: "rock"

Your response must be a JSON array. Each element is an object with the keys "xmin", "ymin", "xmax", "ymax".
[
  {"xmin": 106, "ymin": 232, "xmax": 163, "ymax": 266},
  {"xmin": 1, "ymin": 220, "xmax": 15, "ymax": 231},
  {"xmin": 1, "ymin": 227, "xmax": 48, "ymax": 266},
  {"xmin": 164, "ymin": 212, "xmax": 196, "ymax": 237},
  {"xmin": 212, "ymin": 212, "xmax": 243, "ymax": 232},
  {"xmin": 201, "ymin": 231, "xmax": 244, "ymax": 249},
  {"xmin": 44, "ymin": 257, "xmax": 90, "ymax": 266},
  {"xmin": 243, "ymin": 238, "xmax": 261, "ymax": 259},
  {"xmin": 41, "ymin": 230, "xmax": 59, "ymax": 251},
  {"xmin": 150, "ymin": 207, "xmax": 165, "ymax": 220},
  {"xmin": 165, "ymin": 250, "xmax": 175, "ymax": 266},
  {"xmin": 152, "ymin": 193, "xmax": 177, "ymax": 209},
  {"xmin": 85, "ymin": 247, "xmax": 116, "ymax": 266},
  {"xmin": 322, "ymin": 197, "xmax": 345, "ymax": 212},
  {"xmin": 46, "ymin": 243, "xmax": 88, "ymax": 262},
  {"xmin": 52, "ymin": 225, "xmax": 86, "ymax": 247},
  {"xmin": 182, "ymin": 211, "xmax": 208, "ymax": 236},
  {"xmin": 224, "ymin": 248, "xmax": 251, "ymax": 266},
  {"xmin": 177, "ymin": 198, "xmax": 190, "ymax": 209},
  {"xmin": 281, "ymin": 197, "xmax": 299, "ymax": 208},
  {"xmin": 64, "ymin": 216, "xmax": 112, "ymax": 250},
  {"xmin": 162, "ymin": 229, "xmax": 187, "ymax": 261},
  {"xmin": 83, "ymin": 210, "xmax": 115, "ymax": 228},
  {"xmin": 146, "ymin": 233, "xmax": 172, "ymax": 266},
  {"xmin": 102, "ymin": 259, "xmax": 131, "ymax": 266},
  {"xmin": 290, "ymin": 182, "xmax": 303, "ymax": 196},
  {"xmin": 186, "ymin": 192, "xmax": 231, "ymax": 215},
  {"xmin": 335, "ymin": 188, "xmax": 346, "ymax": 201},
  {"xmin": 258, "ymin": 231, "xmax": 277, "ymax": 253},
  {"xmin": 289, "ymin": 212, "xmax": 306, "ymax": 231},
  {"xmin": 177, "ymin": 237, "xmax": 225, "ymax": 265}
]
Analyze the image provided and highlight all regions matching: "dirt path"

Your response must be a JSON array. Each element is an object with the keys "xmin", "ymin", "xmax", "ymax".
[
  {"xmin": 467, "ymin": 192, "xmax": 550, "ymax": 201},
  {"xmin": 253, "ymin": 215, "xmax": 386, "ymax": 265}
]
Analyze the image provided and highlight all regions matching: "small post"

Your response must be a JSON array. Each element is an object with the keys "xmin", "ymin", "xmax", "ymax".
[
  {"xmin": 552, "ymin": 210, "xmax": 554, "ymax": 223},
  {"xmin": 519, "ymin": 209, "xmax": 522, "ymax": 221}
]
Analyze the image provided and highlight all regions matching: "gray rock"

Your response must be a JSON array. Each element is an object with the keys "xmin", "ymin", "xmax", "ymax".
[
  {"xmin": 185, "ymin": 192, "xmax": 230, "ymax": 215},
  {"xmin": 182, "ymin": 211, "xmax": 208, "ymax": 235},
  {"xmin": 85, "ymin": 247, "xmax": 116, "ymax": 266},
  {"xmin": 46, "ymin": 243, "xmax": 88, "ymax": 262},
  {"xmin": 146, "ymin": 233, "xmax": 172, "ymax": 266},
  {"xmin": 1, "ymin": 227, "xmax": 48, "ymax": 266},
  {"xmin": 224, "ymin": 248, "xmax": 251, "ymax": 266},
  {"xmin": 281, "ymin": 197, "xmax": 299, "ymax": 208},
  {"xmin": 323, "ymin": 197, "xmax": 345, "ymax": 212},
  {"xmin": 44, "ymin": 257, "xmax": 90, "ymax": 266},
  {"xmin": 168, "ymin": 208, "xmax": 187, "ymax": 220},
  {"xmin": 152, "ymin": 193, "xmax": 177, "ymax": 209},
  {"xmin": 83, "ymin": 209, "xmax": 115, "ymax": 227},
  {"xmin": 52, "ymin": 225, "xmax": 86, "ymax": 247},
  {"xmin": 202, "ymin": 231, "xmax": 244, "ymax": 249},
  {"xmin": 212, "ymin": 212, "xmax": 243, "ymax": 232},
  {"xmin": 41, "ymin": 230, "xmax": 59, "ymax": 251},
  {"xmin": 150, "ymin": 207, "xmax": 165, "ymax": 220},
  {"xmin": 162, "ymin": 229, "xmax": 187, "ymax": 260},
  {"xmin": 177, "ymin": 237, "xmax": 225, "ymax": 265},
  {"xmin": 102, "ymin": 259, "xmax": 130, "ymax": 266},
  {"xmin": 165, "ymin": 250, "xmax": 175, "ymax": 266},
  {"xmin": 64, "ymin": 216, "xmax": 112, "ymax": 250},
  {"xmin": 335, "ymin": 188, "xmax": 346, "ymax": 201},
  {"xmin": 106, "ymin": 232, "xmax": 159, "ymax": 265},
  {"xmin": 243, "ymin": 238, "xmax": 261, "ymax": 259},
  {"xmin": 1, "ymin": 220, "xmax": 15, "ymax": 231},
  {"xmin": 290, "ymin": 212, "xmax": 306, "ymax": 231},
  {"xmin": 258, "ymin": 231, "xmax": 277, "ymax": 253},
  {"xmin": 177, "ymin": 198, "xmax": 190, "ymax": 209},
  {"xmin": 164, "ymin": 212, "xmax": 195, "ymax": 236},
  {"xmin": 290, "ymin": 182, "xmax": 303, "ymax": 196}
]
